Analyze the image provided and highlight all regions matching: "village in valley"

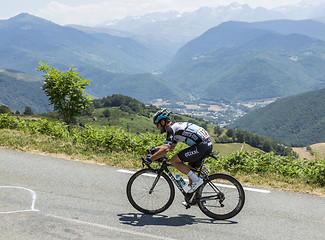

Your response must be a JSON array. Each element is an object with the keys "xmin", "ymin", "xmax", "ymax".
[{"xmin": 151, "ymin": 98, "xmax": 277, "ymax": 126}]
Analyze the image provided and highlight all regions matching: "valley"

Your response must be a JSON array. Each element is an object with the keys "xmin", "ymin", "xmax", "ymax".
[{"xmin": 151, "ymin": 98, "xmax": 277, "ymax": 125}]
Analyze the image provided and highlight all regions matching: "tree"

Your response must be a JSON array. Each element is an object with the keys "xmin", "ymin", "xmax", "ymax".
[
  {"xmin": 23, "ymin": 106, "xmax": 34, "ymax": 115},
  {"xmin": 103, "ymin": 109, "xmax": 110, "ymax": 118},
  {"xmin": 214, "ymin": 126, "xmax": 223, "ymax": 136},
  {"xmin": 235, "ymin": 129, "xmax": 245, "ymax": 143},
  {"xmin": 226, "ymin": 128, "xmax": 234, "ymax": 138},
  {"xmin": 37, "ymin": 62, "xmax": 91, "ymax": 124},
  {"xmin": 0, "ymin": 105, "xmax": 12, "ymax": 114},
  {"xmin": 201, "ymin": 123, "xmax": 208, "ymax": 131}
]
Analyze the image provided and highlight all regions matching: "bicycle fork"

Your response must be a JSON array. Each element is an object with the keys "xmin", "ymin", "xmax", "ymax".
[{"xmin": 149, "ymin": 171, "xmax": 163, "ymax": 194}]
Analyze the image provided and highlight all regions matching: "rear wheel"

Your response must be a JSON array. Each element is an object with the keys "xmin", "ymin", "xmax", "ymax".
[
  {"xmin": 197, "ymin": 173, "xmax": 245, "ymax": 220},
  {"xmin": 126, "ymin": 169, "xmax": 175, "ymax": 214}
]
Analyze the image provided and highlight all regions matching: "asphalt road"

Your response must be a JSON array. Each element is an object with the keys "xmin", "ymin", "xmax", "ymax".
[{"xmin": 0, "ymin": 148, "xmax": 324, "ymax": 240}]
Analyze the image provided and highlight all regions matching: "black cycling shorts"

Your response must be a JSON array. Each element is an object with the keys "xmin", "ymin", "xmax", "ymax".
[{"xmin": 177, "ymin": 140, "xmax": 212, "ymax": 169}]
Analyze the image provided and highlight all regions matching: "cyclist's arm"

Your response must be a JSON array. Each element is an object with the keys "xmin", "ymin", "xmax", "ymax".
[
  {"xmin": 150, "ymin": 126, "xmax": 177, "ymax": 161},
  {"xmin": 169, "ymin": 142, "xmax": 177, "ymax": 151},
  {"xmin": 150, "ymin": 143, "xmax": 176, "ymax": 161}
]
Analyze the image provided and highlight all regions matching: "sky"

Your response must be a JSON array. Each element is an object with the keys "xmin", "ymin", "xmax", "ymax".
[{"xmin": 0, "ymin": 0, "xmax": 319, "ymax": 26}]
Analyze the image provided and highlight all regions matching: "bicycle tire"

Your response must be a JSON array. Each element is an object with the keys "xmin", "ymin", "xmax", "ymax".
[
  {"xmin": 197, "ymin": 173, "xmax": 245, "ymax": 220},
  {"xmin": 126, "ymin": 168, "xmax": 175, "ymax": 215}
]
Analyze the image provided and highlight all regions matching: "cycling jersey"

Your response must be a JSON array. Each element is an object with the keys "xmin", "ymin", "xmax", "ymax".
[
  {"xmin": 165, "ymin": 122, "xmax": 210, "ymax": 146},
  {"xmin": 164, "ymin": 122, "xmax": 212, "ymax": 168}
]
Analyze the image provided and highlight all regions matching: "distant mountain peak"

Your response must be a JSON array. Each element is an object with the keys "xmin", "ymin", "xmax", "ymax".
[
  {"xmin": 6, "ymin": 13, "xmax": 57, "ymax": 26},
  {"xmin": 227, "ymin": 2, "xmax": 248, "ymax": 9},
  {"xmin": 10, "ymin": 13, "xmax": 41, "ymax": 21}
]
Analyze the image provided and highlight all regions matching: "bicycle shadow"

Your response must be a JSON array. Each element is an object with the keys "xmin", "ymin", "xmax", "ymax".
[{"xmin": 117, "ymin": 213, "xmax": 237, "ymax": 227}]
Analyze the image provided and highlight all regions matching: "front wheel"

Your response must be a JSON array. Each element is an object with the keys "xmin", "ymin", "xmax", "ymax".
[
  {"xmin": 126, "ymin": 168, "xmax": 175, "ymax": 215},
  {"xmin": 197, "ymin": 173, "xmax": 245, "ymax": 220}
]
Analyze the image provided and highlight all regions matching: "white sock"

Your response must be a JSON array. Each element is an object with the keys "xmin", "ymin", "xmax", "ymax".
[{"xmin": 187, "ymin": 171, "xmax": 200, "ymax": 182}]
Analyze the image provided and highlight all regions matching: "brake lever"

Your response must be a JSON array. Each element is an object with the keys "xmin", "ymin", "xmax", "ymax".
[{"xmin": 141, "ymin": 157, "xmax": 152, "ymax": 169}]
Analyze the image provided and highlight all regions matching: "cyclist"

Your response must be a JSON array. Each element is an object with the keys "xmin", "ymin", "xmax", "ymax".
[{"xmin": 143, "ymin": 109, "xmax": 213, "ymax": 193}]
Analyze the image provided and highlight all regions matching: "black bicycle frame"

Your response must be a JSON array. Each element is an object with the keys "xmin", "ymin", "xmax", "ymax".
[
  {"xmin": 154, "ymin": 160, "xmax": 189, "ymax": 196},
  {"xmin": 150, "ymin": 159, "xmax": 205, "ymax": 203},
  {"xmin": 148, "ymin": 152, "xmax": 222, "ymax": 203}
]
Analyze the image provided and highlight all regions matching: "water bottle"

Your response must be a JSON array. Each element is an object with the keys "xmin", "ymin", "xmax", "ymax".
[{"xmin": 175, "ymin": 174, "xmax": 186, "ymax": 187}]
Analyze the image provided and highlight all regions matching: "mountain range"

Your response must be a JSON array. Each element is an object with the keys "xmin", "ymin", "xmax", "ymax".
[
  {"xmin": 99, "ymin": 1, "xmax": 325, "ymax": 52},
  {"xmin": 98, "ymin": 3, "xmax": 282, "ymax": 53},
  {"xmin": 0, "ymin": 13, "xmax": 184, "ymax": 110},
  {"xmin": 0, "ymin": 13, "xmax": 162, "ymax": 74},
  {"xmin": 1, "ymin": 2, "xmax": 325, "ymax": 118},
  {"xmin": 161, "ymin": 19, "xmax": 325, "ymax": 101}
]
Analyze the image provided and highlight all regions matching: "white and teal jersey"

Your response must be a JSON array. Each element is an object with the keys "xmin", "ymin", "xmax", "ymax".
[{"xmin": 165, "ymin": 122, "xmax": 210, "ymax": 146}]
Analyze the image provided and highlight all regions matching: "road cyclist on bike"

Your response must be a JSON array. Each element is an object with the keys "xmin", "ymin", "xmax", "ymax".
[{"xmin": 143, "ymin": 108, "xmax": 213, "ymax": 193}]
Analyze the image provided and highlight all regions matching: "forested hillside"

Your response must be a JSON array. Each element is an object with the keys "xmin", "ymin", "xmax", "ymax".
[
  {"xmin": 0, "ymin": 13, "xmax": 160, "ymax": 74},
  {"xmin": 0, "ymin": 13, "xmax": 185, "ymax": 104},
  {"xmin": 162, "ymin": 20, "xmax": 325, "ymax": 102},
  {"xmin": 0, "ymin": 69, "xmax": 51, "ymax": 113},
  {"xmin": 78, "ymin": 94, "xmax": 211, "ymax": 134},
  {"xmin": 82, "ymin": 67, "xmax": 186, "ymax": 101},
  {"xmin": 231, "ymin": 88, "xmax": 325, "ymax": 145}
]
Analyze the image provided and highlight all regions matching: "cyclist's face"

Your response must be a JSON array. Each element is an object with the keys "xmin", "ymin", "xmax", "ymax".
[{"xmin": 156, "ymin": 121, "xmax": 165, "ymax": 133}]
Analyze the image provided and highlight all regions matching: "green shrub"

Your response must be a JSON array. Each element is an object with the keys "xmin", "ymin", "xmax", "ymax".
[{"xmin": 209, "ymin": 150, "xmax": 325, "ymax": 186}]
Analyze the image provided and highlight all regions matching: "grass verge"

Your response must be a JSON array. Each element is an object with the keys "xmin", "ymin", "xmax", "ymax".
[{"xmin": 0, "ymin": 129, "xmax": 142, "ymax": 169}]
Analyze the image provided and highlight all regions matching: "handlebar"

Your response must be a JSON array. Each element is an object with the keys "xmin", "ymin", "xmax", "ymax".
[
  {"xmin": 146, "ymin": 148, "xmax": 158, "ymax": 155},
  {"xmin": 142, "ymin": 156, "xmax": 168, "ymax": 163}
]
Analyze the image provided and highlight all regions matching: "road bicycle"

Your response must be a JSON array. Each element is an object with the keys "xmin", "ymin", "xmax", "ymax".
[{"xmin": 126, "ymin": 151, "xmax": 245, "ymax": 220}]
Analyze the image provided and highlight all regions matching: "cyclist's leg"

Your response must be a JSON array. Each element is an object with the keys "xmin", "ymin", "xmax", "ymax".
[
  {"xmin": 170, "ymin": 154, "xmax": 201, "ymax": 193},
  {"xmin": 170, "ymin": 147, "xmax": 201, "ymax": 186},
  {"xmin": 170, "ymin": 154, "xmax": 191, "ymax": 175},
  {"xmin": 186, "ymin": 161, "xmax": 201, "ymax": 186},
  {"xmin": 176, "ymin": 145, "xmax": 206, "ymax": 192},
  {"xmin": 179, "ymin": 141, "xmax": 212, "ymax": 170},
  {"xmin": 182, "ymin": 141, "xmax": 213, "ymax": 190},
  {"xmin": 188, "ymin": 160, "xmax": 202, "ymax": 169},
  {"xmin": 171, "ymin": 143, "xmax": 203, "ymax": 175}
]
